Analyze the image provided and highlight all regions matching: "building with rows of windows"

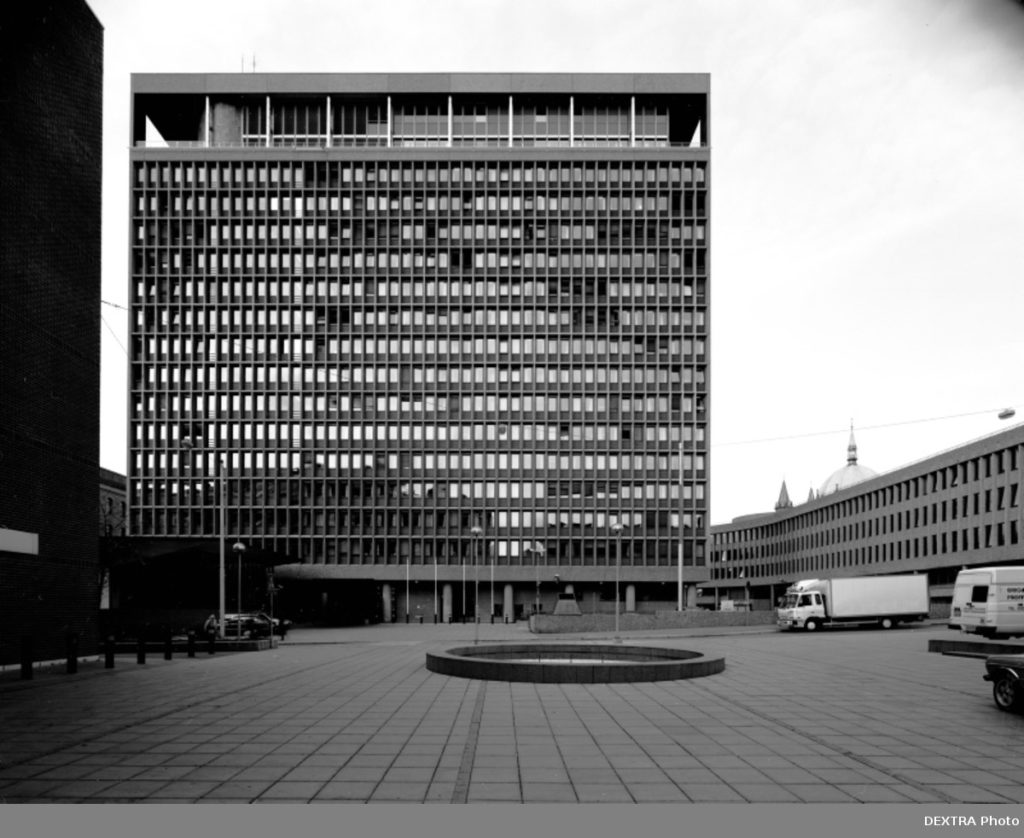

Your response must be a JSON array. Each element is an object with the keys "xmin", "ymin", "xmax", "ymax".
[
  {"xmin": 707, "ymin": 423, "xmax": 1024, "ymax": 613},
  {"xmin": 128, "ymin": 73, "xmax": 711, "ymax": 624}
]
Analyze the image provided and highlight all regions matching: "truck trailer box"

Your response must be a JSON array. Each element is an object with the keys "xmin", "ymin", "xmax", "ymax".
[
  {"xmin": 950, "ymin": 566, "xmax": 1024, "ymax": 639},
  {"xmin": 828, "ymin": 575, "xmax": 929, "ymax": 618}
]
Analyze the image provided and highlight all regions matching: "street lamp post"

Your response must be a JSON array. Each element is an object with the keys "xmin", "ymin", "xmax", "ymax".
[
  {"xmin": 611, "ymin": 523, "xmax": 623, "ymax": 643},
  {"xmin": 534, "ymin": 548, "xmax": 541, "ymax": 616},
  {"xmin": 471, "ymin": 526, "xmax": 483, "ymax": 644},
  {"xmin": 233, "ymin": 541, "xmax": 246, "ymax": 640},
  {"xmin": 218, "ymin": 455, "xmax": 226, "ymax": 638},
  {"xmin": 184, "ymin": 437, "xmax": 227, "ymax": 640},
  {"xmin": 678, "ymin": 437, "xmax": 685, "ymax": 611}
]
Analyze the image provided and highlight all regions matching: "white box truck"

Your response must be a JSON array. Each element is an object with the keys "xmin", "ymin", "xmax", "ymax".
[
  {"xmin": 777, "ymin": 575, "xmax": 929, "ymax": 631},
  {"xmin": 949, "ymin": 566, "xmax": 1024, "ymax": 639}
]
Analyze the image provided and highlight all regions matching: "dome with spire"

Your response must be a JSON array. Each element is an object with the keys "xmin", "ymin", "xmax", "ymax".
[{"xmin": 819, "ymin": 423, "xmax": 877, "ymax": 496}]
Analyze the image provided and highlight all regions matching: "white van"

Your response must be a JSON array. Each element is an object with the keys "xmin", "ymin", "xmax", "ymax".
[{"xmin": 950, "ymin": 567, "xmax": 1024, "ymax": 638}]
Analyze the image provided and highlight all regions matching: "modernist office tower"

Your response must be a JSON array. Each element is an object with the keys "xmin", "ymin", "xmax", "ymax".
[
  {"xmin": 128, "ymin": 74, "xmax": 709, "ymax": 623},
  {"xmin": 0, "ymin": 0, "xmax": 103, "ymax": 664}
]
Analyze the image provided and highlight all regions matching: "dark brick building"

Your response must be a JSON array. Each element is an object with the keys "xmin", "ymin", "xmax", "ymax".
[{"xmin": 0, "ymin": 0, "xmax": 104, "ymax": 664}]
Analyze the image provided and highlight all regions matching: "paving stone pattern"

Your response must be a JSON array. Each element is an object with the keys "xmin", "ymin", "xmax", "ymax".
[{"xmin": 2, "ymin": 622, "xmax": 1023, "ymax": 803}]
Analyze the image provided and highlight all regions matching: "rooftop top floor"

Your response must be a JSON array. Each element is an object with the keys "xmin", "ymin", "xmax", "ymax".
[{"xmin": 131, "ymin": 73, "xmax": 709, "ymax": 152}]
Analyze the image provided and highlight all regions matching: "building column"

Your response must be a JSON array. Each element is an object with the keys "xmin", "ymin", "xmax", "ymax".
[
  {"xmin": 442, "ymin": 584, "xmax": 453, "ymax": 623},
  {"xmin": 503, "ymin": 584, "xmax": 514, "ymax": 623},
  {"xmin": 382, "ymin": 584, "xmax": 392, "ymax": 623},
  {"xmin": 625, "ymin": 584, "xmax": 636, "ymax": 613}
]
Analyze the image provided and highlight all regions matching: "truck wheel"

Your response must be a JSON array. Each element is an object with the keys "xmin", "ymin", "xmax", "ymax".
[
  {"xmin": 993, "ymin": 678, "xmax": 1023, "ymax": 712},
  {"xmin": 804, "ymin": 619, "xmax": 820, "ymax": 632},
  {"xmin": 879, "ymin": 617, "xmax": 894, "ymax": 630}
]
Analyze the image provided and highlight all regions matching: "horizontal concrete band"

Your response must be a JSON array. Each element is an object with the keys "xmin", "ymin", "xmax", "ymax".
[{"xmin": 425, "ymin": 643, "xmax": 724, "ymax": 683}]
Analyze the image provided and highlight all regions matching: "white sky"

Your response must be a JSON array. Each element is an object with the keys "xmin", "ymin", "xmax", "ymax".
[{"xmin": 89, "ymin": 0, "xmax": 1024, "ymax": 525}]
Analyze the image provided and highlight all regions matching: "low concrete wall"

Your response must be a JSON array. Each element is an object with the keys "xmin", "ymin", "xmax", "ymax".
[{"xmin": 530, "ymin": 609, "xmax": 778, "ymax": 634}]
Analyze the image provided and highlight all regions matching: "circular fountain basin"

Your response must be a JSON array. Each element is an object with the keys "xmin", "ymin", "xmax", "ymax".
[{"xmin": 425, "ymin": 643, "xmax": 725, "ymax": 683}]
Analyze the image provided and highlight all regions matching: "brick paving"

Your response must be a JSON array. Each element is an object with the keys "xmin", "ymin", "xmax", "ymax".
[{"xmin": 2, "ymin": 621, "xmax": 1023, "ymax": 804}]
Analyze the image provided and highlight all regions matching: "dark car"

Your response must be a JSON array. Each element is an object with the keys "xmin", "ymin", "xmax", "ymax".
[
  {"xmin": 222, "ymin": 613, "xmax": 272, "ymax": 639},
  {"xmin": 983, "ymin": 654, "xmax": 1024, "ymax": 712},
  {"xmin": 255, "ymin": 611, "xmax": 291, "ymax": 638}
]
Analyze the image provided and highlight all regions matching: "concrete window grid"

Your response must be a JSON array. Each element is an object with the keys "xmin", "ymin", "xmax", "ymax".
[{"xmin": 129, "ymin": 160, "xmax": 708, "ymax": 574}]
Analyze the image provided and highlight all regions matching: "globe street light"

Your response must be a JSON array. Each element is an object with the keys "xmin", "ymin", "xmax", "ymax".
[
  {"xmin": 611, "ymin": 523, "xmax": 624, "ymax": 643},
  {"xmin": 471, "ymin": 526, "xmax": 483, "ymax": 644}
]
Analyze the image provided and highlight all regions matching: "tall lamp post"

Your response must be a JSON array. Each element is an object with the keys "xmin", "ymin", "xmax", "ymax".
[
  {"xmin": 182, "ymin": 438, "xmax": 227, "ymax": 639},
  {"xmin": 534, "ymin": 546, "xmax": 541, "ymax": 616},
  {"xmin": 471, "ymin": 526, "xmax": 483, "ymax": 644},
  {"xmin": 678, "ymin": 437, "xmax": 685, "ymax": 611},
  {"xmin": 611, "ymin": 523, "xmax": 623, "ymax": 643},
  {"xmin": 233, "ymin": 541, "xmax": 246, "ymax": 639}
]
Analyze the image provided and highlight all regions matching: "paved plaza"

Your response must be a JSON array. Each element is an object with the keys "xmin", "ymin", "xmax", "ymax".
[{"xmin": 2, "ymin": 621, "xmax": 1024, "ymax": 804}]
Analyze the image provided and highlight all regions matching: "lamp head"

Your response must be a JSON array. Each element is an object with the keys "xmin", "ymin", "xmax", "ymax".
[{"xmin": 232, "ymin": 541, "xmax": 247, "ymax": 555}]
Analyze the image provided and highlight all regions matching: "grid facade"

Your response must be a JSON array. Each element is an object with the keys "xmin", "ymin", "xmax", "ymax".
[{"xmin": 129, "ymin": 74, "xmax": 710, "ymax": 619}]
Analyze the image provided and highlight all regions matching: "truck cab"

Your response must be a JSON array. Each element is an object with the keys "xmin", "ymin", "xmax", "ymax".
[{"xmin": 777, "ymin": 589, "xmax": 826, "ymax": 631}]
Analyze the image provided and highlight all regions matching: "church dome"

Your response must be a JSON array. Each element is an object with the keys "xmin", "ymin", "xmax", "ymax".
[{"xmin": 819, "ymin": 425, "xmax": 877, "ymax": 496}]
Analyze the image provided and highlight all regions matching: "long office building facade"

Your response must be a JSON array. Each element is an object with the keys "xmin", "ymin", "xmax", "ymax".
[
  {"xmin": 128, "ymin": 73, "xmax": 710, "ymax": 622},
  {"xmin": 708, "ymin": 423, "xmax": 1024, "ymax": 613}
]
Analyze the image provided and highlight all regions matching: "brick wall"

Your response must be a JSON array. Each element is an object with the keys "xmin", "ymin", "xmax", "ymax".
[{"xmin": 0, "ymin": 0, "xmax": 104, "ymax": 665}]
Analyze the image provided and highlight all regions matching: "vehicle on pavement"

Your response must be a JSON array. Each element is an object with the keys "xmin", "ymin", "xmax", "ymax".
[
  {"xmin": 255, "ymin": 611, "xmax": 291, "ymax": 637},
  {"xmin": 222, "ymin": 612, "xmax": 273, "ymax": 639},
  {"xmin": 984, "ymin": 654, "xmax": 1024, "ymax": 712},
  {"xmin": 950, "ymin": 566, "xmax": 1024, "ymax": 639},
  {"xmin": 776, "ymin": 575, "xmax": 929, "ymax": 631}
]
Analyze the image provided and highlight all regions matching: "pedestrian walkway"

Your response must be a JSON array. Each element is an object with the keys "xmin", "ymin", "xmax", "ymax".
[{"xmin": 1, "ymin": 622, "xmax": 1022, "ymax": 804}]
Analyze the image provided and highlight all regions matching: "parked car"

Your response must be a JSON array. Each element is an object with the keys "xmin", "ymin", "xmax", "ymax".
[
  {"xmin": 255, "ymin": 611, "xmax": 291, "ymax": 638},
  {"xmin": 222, "ymin": 613, "xmax": 272, "ymax": 639},
  {"xmin": 983, "ymin": 654, "xmax": 1024, "ymax": 712}
]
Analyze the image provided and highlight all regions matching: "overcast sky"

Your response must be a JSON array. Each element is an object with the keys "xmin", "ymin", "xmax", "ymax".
[{"xmin": 89, "ymin": 0, "xmax": 1024, "ymax": 524}]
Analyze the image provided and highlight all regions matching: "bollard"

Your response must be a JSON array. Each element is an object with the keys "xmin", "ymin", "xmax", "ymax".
[
  {"xmin": 136, "ymin": 635, "xmax": 146, "ymax": 665},
  {"xmin": 104, "ymin": 636, "xmax": 115, "ymax": 669},
  {"xmin": 66, "ymin": 633, "xmax": 78, "ymax": 674},
  {"xmin": 20, "ymin": 637, "xmax": 33, "ymax": 681},
  {"xmin": 405, "ymin": 613, "xmax": 409, "ymax": 623},
  {"xmin": 164, "ymin": 633, "xmax": 173, "ymax": 661},
  {"xmin": 207, "ymin": 633, "xmax": 216, "ymax": 655},
  {"xmin": 187, "ymin": 631, "xmax": 196, "ymax": 658}
]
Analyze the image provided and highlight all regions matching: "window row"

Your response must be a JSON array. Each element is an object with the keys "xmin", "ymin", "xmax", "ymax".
[
  {"xmin": 133, "ymin": 191, "xmax": 706, "ymax": 219},
  {"xmin": 136, "ymin": 160, "xmax": 707, "ymax": 189},
  {"xmin": 134, "ymin": 247, "xmax": 708, "ymax": 275},
  {"xmin": 137, "ymin": 279, "xmax": 702, "ymax": 307}
]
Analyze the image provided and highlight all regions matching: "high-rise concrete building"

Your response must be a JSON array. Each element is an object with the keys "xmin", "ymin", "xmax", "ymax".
[
  {"xmin": 128, "ymin": 73, "xmax": 710, "ymax": 624},
  {"xmin": 0, "ymin": 0, "xmax": 104, "ymax": 664}
]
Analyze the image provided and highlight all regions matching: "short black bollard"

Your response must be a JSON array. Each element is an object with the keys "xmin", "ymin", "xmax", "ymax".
[
  {"xmin": 163, "ymin": 633, "xmax": 173, "ymax": 661},
  {"xmin": 187, "ymin": 631, "xmax": 196, "ymax": 658},
  {"xmin": 136, "ymin": 635, "xmax": 146, "ymax": 665},
  {"xmin": 66, "ymin": 633, "xmax": 79, "ymax": 674},
  {"xmin": 405, "ymin": 613, "xmax": 409, "ymax": 623},
  {"xmin": 105, "ymin": 636, "xmax": 115, "ymax": 669},
  {"xmin": 207, "ymin": 633, "xmax": 216, "ymax": 655},
  {"xmin": 20, "ymin": 637, "xmax": 33, "ymax": 681}
]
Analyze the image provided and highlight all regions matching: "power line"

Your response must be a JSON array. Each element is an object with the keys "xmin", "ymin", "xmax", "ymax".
[
  {"xmin": 714, "ymin": 407, "xmax": 1018, "ymax": 448},
  {"xmin": 101, "ymin": 299, "xmax": 128, "ymax": 311},
  {"xmin": 101, "ymin": 314, "xmax": 128, "ymax": 357}
]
